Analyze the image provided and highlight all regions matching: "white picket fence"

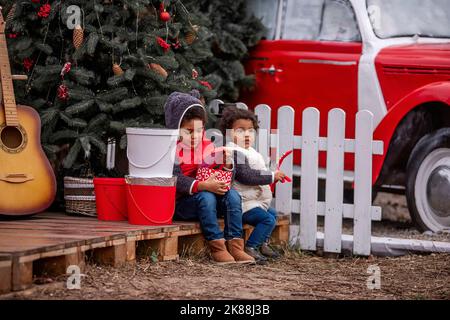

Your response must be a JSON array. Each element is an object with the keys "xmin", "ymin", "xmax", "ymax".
[{"xmin": 254, "ymin": 105, "xmax": 384, "ymax": 256}]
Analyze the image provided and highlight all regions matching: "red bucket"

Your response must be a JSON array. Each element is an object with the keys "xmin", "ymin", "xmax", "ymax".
[
  {"xmin": 126, "ymin": 177, "xmax": 176, "ymax": 226},
  {"xmin": 94, "ymin": 178, "xmax": 127, "ymax": 221}
]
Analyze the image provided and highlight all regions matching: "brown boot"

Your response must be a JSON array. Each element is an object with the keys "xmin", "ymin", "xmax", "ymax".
[
  {"xmin": 208, "ymin": 239, "xmax": 236, "ymax": 265},
  {"xmin": 226, "ymin": 238, "xmax": 256, "ymax": 264}
]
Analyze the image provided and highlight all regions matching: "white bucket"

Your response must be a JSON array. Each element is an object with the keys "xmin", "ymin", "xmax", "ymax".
[{"xmin": 126, "ymin": 128, "xmax": 179, "ymax": 178}]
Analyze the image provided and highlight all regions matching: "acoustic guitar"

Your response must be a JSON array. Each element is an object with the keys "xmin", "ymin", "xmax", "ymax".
[{"xmin": 0, "ymin": 9, "xmax": 56, "ymax": 215}]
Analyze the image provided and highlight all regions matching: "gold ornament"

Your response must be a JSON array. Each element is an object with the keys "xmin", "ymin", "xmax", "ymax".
[
  {"xmin": 185, "ymin": 25, "xmax": 199, "ymax": 45},
  {"xmin": 73, "ymin": 25, "xmax": 84, "ymax": 49},
  {"xmin": 112, "ymin": 63, "xmax": 124, "ymax": 76},
  {"xmin": 148, "ymin": 63, "xmax": 168, "ymax": 79}
]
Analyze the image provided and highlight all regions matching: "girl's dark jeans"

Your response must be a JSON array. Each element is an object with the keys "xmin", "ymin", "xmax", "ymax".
[{"xmin": 242, "ymin": 207, "xmax": 277, "ymax": 248}]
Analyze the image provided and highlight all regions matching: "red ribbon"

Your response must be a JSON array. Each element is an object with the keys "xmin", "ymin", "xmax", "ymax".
[{"xmin": 270, "ymin": 149, "xmax": 293, "ymax": 191}]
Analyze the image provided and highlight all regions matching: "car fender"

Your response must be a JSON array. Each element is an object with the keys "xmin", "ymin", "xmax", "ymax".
[{"xmin": 372, "ymin": 81, "xmax": 450, "ymax": 184}]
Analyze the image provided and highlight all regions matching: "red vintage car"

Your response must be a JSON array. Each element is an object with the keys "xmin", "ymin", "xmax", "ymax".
[{"xmin": 241, "ymin": 0, "xmax": 450, "ymax": 232}]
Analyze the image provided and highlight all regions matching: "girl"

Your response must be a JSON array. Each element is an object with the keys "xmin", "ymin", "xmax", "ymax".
[{"xmin": 220, "ymin": 106, "xmax": 286, "ymax": 263}]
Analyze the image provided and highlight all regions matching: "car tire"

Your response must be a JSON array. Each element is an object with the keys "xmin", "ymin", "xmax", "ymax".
[{"xmin": 406, "ymin": 128, "xmax": 450, "ymax": 232}]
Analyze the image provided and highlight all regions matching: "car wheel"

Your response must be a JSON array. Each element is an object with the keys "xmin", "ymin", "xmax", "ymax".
[{"xmin": 406, "ymin": 128, "xmax": 450, "ymax": 232}]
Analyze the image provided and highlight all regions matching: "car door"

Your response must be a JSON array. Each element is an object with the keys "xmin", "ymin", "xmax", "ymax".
[{"xmin": 243, "ymin": 0, "xmax": 362, "ymax": 170}]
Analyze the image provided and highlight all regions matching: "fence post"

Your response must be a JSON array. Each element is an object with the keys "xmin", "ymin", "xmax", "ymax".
[
  {"xmin": 353, "ymin": 110, "xmax": 374, "ymax": 256},
  {"xmin": 275, "ymin": 106, "xmax": 295, "ymax": 216},
  {"xmin": 255, "ymin": 104, "xmax": 271, "ymax": 164},
  {"xmin": 299, "ymin": 107, "xmax": 320, "ymax": 250},
  {"xmin": 324, "ymin": 108, "xmax": 346, "ymax": 253}
]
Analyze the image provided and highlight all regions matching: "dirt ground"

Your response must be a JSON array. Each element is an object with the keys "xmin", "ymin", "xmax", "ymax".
[
  {"xmin": 2, "ymin": 252, "xmax": 449, "ymax": 300},
  {"xmin": 1, "ymin": 193, "xmax": 449, "ymax": 300}
]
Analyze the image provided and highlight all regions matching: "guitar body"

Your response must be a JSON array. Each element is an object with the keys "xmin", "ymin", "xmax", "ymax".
[{"xmin": 0, "ymin": 104, "xmax": 56, "ymax": 215}]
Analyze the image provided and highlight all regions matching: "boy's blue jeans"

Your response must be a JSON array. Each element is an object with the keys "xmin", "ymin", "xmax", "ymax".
[
  {"xmin": 243, "ymin": 207, "xmax": 277, "ymax": 248},
  {"xmin": 174, "ymin": 190, "xmax": 243, "ymax": 241}
]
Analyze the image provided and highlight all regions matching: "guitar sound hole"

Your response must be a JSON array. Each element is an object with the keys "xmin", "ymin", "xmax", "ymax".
[{"xmin": 1, "ymin": 126, "xmax": 24, "ymax": 149}]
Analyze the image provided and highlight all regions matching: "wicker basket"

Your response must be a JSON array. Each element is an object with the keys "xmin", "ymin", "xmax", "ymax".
[{"xmin": 64, "ymin": 176, "xmax": 97, "ymax": 217}]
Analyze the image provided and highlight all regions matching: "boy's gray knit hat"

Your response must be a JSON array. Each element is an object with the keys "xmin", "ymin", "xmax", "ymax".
[{"xmin": 164, "ymin": 90, "xmax": 206, "ymax": 129}]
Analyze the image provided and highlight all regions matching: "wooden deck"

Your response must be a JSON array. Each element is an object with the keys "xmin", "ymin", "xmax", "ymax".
[{"xmin": 0, "ymin": 212, "xmax": 289, "ymax": 294}]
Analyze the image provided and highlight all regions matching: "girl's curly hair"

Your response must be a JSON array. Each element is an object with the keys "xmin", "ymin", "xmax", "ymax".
[{"xmin": 218, "ymin": 105, "xmax": 259, "ymax": 136}]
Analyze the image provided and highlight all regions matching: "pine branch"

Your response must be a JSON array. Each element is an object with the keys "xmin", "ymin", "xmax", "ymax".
[
  {"xmin": 96, "ymin": 87, "xmax": 129, "ymax": 103},
  {"xmin": 113, "ymin": 96, "xmax": 142, "ymax": 114},
  {"xmin": 50, "ymin": 130, "xmax": 79, "ymax": 144},
  {"xmin": 88, "ymin": 135, "xmax": 107, "ymax": 154},
  {"xmin": 63, "ymin": 140, "xmax": 82, "ymax": 169},
  {"xmin": 65, "ymin": 99, "xmax": 96, "ymax": 115},
  {"xmin": 86, "ymin": 113, "xmax": 108, "ymax": 132},
  {"xmin": 60, "ymin": 113, "xmax": 88, "ymax": 129}
]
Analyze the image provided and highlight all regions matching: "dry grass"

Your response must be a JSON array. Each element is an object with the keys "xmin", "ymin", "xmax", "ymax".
[
  {"xmin": 1, "ymin": 249, "xmax": 449, "ymax": 300},
  {"xmin": 1, "ymin": 193, "xmax": 449, "ymax": 300}
]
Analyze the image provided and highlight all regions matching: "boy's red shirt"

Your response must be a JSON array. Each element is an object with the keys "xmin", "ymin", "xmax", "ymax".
[{"xmin": 176, "ymin": 139, "xmax": 216, "ymax": 193}]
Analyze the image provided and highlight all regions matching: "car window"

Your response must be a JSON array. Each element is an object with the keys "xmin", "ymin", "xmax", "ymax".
[
  {"xmin": 281, "ymin": 0, "xmax": 361, "ymax": 42},
  {"xmin": 318, "ymin": 0, "xmax": 362, "ymax": 41},
  {"xmin": 247, "ymin": 0, "xmax": 281, "ymax": 40},
  {"xmin": 367, "ymin": 0, "xmax": 450, "ymax": 39},
  {"xmin": 281, "ymin": 0, "xmax": 325, "ymax": 40}
]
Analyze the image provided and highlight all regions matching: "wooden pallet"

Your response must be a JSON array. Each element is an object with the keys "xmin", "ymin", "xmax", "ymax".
[
  {"xmin": 0, "ymin": 212, "xmax": 289, "ymax": 293},
  {"xmin": 0, "ymin": 254, "xmax": 12, "ymax": 294}
]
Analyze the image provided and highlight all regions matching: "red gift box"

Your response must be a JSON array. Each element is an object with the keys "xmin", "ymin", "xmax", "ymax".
[{"xmin": 196, "ymin": 166, "xmax": 232, "ymax": 191}]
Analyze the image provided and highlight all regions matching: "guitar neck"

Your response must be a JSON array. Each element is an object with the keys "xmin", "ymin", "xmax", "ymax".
[{"xmin": 0, "ymin": 21, "xmax": 19, "ymax": 127}]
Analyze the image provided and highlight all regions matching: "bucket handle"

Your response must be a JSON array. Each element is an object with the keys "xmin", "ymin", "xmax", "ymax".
[
  {"xmin": 127, "ymin": 141, "xmax": 175, "ymax": 169},
  {"xmin": 127, "ymin": 185, "xmax": 174, "ymax": 224},
  {"xmin": 99, "ymin": 186, "xmax": 128, "ymax": 219}
]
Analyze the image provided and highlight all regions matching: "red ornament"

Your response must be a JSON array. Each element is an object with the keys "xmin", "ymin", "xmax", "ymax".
[
  {"xmin": 159, "ymin": 10, "xmax": 171, "ymax": 22},
  {"xmin": 199, "ymin": 80, "xmax": 213, "ymax": 90},
  {"xmin": 57, "ymin": 84, "xmax": 69, "ymax": 100},
  {"xmin": 192, "ymin": 69, "xmax": 198, "ymax": 79},
  {"xmin": 156, "ymin": 37, "xmax": 171, "ymax": 52},
  {"xmin": 37, "ymin": 4, "xmax": 51, "ymax": 18},
  {"xmin": 23, "ymin": 58, "xmax": 34, "ymax": 72},
  {"xmin": 60, "ymin": 62, "xmax": 72, "ymax": 77},
  {"xmin": 31, "ymin": 0, "xmax": 40, "ymax": 3},
  {"xmin": 7, "ymin": 33, "xmax": 18, "ymax": 39}
]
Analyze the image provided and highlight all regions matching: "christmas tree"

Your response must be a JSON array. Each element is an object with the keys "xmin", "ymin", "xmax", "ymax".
[{"xmin": 2, "ymin": 0, "xmax": 265, "ymax": 180}]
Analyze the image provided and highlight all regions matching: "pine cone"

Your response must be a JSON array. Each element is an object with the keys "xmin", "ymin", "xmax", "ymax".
[
  {"xmin": 73, "ymin": 25, "xmax": 84, "ymax": 49},
  {"xmin": 112, "ymin": 63, "xmax": 124, "ymax": 76},
  {"xmin": 185, "ymin": 25, "xmax": 199, "ymax": 45},
  {"xmin": 148, "ymin": 63, "xmax": 168, "ymax": 79}
]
